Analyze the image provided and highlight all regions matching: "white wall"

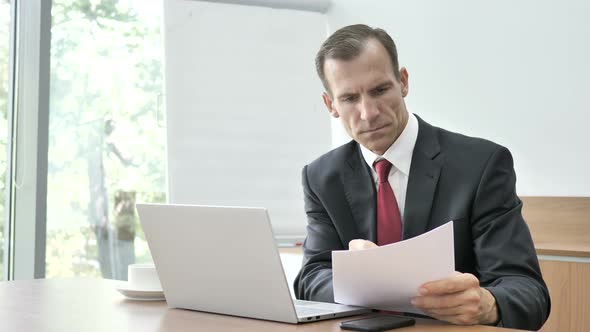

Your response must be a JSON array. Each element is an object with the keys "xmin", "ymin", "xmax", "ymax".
[
  {"xmin": 164, "ymin": 0, "xmax": 330, "ymax": 240},
  {"xmin": 327, "ymin": 0, "xmax": 590, "ymax": 196}
]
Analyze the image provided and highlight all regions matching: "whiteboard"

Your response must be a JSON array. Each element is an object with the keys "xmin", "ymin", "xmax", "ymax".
[
  {"xmin": 327, "ymin": 0, "xmax": 590, "ymax": 196},
  {"xmin": 163, "ymin": 0, "xmax": 330, "ymax": 242}
]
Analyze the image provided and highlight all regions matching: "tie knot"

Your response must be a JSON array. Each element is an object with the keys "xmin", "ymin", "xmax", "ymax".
[{"xmin": 373, "ymin": 159, "xmax": 392, "ymax": 183}]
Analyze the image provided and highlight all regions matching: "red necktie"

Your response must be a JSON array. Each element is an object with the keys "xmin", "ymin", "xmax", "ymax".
[{"xmin": 374, "ymin": 159, "xmax": 402, "ymax": 245}]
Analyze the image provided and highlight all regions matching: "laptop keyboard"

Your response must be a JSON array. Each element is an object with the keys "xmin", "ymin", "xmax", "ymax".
[
  {"xmin": 294, "ymin": 300, "xmax": 335, "ymax": 317},
  {"xmin": 295, "ymin": 306, "xmax": 333, "ymax": 317}
]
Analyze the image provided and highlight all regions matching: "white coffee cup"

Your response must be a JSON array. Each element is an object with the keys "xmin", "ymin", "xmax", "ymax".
[{"xmin": 126, "ymin": 263, "xmax": 162, "ymax": 291}]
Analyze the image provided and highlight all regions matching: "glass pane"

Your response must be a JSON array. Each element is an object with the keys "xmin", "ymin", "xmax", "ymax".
[
  {"xmin": 0, "ymin": 0, "xmax": 11, "ymax": 280},
  {"xmin": 47, "ymin": 0, "xmax": 166, "ymax": 279}
]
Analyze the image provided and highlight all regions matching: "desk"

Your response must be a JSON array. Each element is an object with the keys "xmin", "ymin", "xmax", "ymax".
[{"xmin": 0, "ymin": 278, "xmax": 521, "ymax": 332}]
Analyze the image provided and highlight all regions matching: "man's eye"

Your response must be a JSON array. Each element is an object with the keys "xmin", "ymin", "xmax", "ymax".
[
  {"xmin": 374, "ymin": 86, "xmax": 389, "ymax": 95},
  {"xmin": 342, "ymin": 96, "xmax": 358, "ymax": 103}
]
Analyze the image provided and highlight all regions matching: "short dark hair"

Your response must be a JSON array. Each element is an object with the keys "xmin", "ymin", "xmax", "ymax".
[{"xmin": 315, "ymin": 24, "xmax": 400, "ymax": 94}]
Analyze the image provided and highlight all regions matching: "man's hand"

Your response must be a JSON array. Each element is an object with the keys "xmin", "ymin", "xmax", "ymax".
[
  {"xmin": 411, "ymin": 272, "xmax": 498, "ymax": 325},
  {"xmin": 348, "ymin": 239, "xmax": 378, "ymax": 250},
  {"xmin": 347, "ymin": 242, "xmax": 498, "ymax": 325}
]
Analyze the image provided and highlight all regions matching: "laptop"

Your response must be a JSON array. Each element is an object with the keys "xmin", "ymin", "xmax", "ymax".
[{"xmin": 136, "ymin": 203, "xmax": 370, "ymax": 324}]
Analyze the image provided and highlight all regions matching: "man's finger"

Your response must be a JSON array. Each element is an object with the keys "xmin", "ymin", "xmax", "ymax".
[
  {"xmin": 421, "ymin": 303, "xmax": 478, "ymax": 317},
  {"xmin": 412, "ymin": 288, "xmax": 480, "ymax": 310},
  {"xmin": 419, "ymin": 273, "xmax": 479, "ymax": 295},
  {"xmin": 348, "ymin": 239, "xmax": 378, "ymax": 250}
]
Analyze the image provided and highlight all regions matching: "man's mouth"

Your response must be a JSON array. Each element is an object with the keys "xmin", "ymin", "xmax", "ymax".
[{"xmin": 361, "ymin": 124, "xmax": 389, "ymax": 134}]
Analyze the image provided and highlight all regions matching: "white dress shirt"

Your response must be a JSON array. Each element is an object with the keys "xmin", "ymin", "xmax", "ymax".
[{"xmin": 359, "ymin": 113, "xmax": 419, "ymax": 223}]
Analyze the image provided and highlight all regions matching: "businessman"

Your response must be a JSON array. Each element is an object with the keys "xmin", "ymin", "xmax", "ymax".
[{"xmin": 294, "ymin": 24, "xmax": 550, "ymax": 330}]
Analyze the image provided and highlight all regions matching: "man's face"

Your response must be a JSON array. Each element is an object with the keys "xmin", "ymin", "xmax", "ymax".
[{"xmin": 322, "ymin": 39, "xmax": 409, "ymax": 155}]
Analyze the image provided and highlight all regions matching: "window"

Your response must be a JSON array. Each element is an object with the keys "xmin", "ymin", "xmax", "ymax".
[
  {"xmin": 0, "ymin": 0, "xmax": 12, "ymax": 280},
  {"xmin": 46, "ymin": 0, "xmax": 165, "ymax": 279}
]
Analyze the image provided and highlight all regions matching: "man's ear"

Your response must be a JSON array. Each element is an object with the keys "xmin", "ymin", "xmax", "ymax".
[
  {"xmin": 399, "ymin": 67, "xmax": 409, "ymax": 97},
  {"xmin": 322, "ymin": 92, "xmax": 339, "ymax": 118}
]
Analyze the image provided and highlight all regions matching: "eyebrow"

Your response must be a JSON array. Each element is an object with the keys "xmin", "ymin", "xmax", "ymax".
[
  {"xmin": 336, "ymin": 92, "xmax": 358, "ymax": 101},
  {"xmin": 336, "ymin": 81, "xmax": 394, "ymax": 100},
  {"xmin": 370, "ymin": 81, "xmax": 393, "ymax": 91}
]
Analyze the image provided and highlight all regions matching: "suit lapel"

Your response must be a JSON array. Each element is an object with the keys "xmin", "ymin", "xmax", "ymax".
[
  {"xmin": 403, "ymin": 115, "xmax": 443, "ymax": 240},
  {"xmin": 341, "ymin": 143, "xmax": 378, "ymax": 243}
]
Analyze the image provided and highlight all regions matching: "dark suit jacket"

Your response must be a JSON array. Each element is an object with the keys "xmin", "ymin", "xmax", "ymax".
[{"xmin": 294, "ymin": 115, "xmax": 550, "ymax": 331}]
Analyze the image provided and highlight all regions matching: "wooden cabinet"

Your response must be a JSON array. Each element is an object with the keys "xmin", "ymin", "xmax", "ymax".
[
  {"xmin": 538, "ymin": 260, "xmax": 590, "ymax": 332},
  {"xmin": 522, "ymin": 197, "xmax": 590, "ymax": 332}
]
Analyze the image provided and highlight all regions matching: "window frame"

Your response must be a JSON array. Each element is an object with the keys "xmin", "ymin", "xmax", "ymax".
[{"xmin": 5, "ymin": 0, "xmax": 51, "ymax": 280}]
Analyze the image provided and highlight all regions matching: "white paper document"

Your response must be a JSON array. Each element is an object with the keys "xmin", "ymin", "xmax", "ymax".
[{"xmin": 332, "ymin": 221, "xmax": 455, "ymax": 314}]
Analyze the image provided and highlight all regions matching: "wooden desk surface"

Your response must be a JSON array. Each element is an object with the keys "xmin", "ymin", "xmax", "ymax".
[{"xmin": 0, "ymin": 278, "xmax": 521, "ymax": 332}]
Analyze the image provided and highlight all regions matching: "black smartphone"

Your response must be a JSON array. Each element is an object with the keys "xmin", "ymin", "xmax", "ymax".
[{"xmin": 340, "ymin": 315, "xmax": 415, "ymax": 331}]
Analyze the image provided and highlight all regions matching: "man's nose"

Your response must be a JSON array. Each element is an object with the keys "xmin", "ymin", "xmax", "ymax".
[{"xmin": 359, "ymin": 97, "xmax": 379, "ymax": 121}]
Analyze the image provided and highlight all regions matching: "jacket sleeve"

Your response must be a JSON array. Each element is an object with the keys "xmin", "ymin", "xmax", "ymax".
[
  {"xmin": 293, "ymin": 165, "xmax": 344, "ymax": 302},
  {"xmin": 471, "ymin": 146, "xmax": 551, "ymax": 330}
]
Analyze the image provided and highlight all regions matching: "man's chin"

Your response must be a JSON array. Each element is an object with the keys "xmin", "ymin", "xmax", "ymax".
[
  {"xmin": 357, "ymin": 135, "xmax": 394, "ymax": 154},
  {"xmin": 358, "ymin": 141, "xmax": 391, "ymax": 156}
]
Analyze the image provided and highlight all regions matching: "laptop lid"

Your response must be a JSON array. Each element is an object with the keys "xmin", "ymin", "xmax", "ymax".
[{"xmin": 137, "ymin": 203, "xmax": 300, "ymax": 323}]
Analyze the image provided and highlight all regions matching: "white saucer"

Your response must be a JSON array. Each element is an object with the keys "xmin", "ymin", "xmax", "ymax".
[{"xmin": 114, "ymin": 281, "xmax": 165, "ymax": 301}]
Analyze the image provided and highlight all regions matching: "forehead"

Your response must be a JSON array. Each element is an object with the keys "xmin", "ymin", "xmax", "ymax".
[{"xmin": 323, "ymin": 39, "xmax": 396, "ymax": 95}]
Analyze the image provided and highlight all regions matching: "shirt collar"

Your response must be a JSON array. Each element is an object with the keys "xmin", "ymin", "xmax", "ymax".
[{"xmin": 359, "ymin": 113, "xmax": 419, "ymax": 176}]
